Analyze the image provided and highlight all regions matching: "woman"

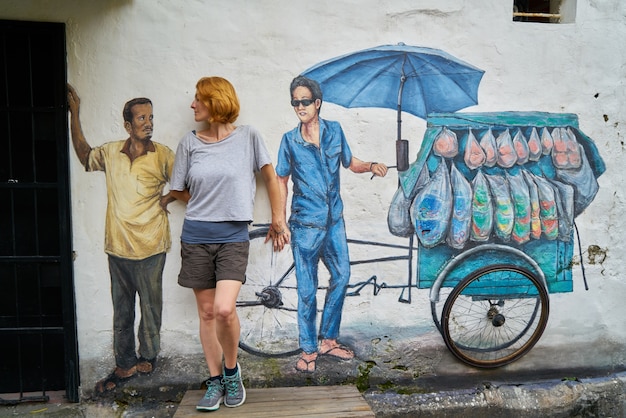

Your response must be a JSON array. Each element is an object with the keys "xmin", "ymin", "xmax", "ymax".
[{"xmin": 170, "ymin": 76, "xmax": 289, "ymax": 411}]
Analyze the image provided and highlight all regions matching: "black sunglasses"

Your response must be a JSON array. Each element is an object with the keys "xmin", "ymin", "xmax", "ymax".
[{"xmin": 291, "ymin": 99, "xmax": 315, "ymax": 107}]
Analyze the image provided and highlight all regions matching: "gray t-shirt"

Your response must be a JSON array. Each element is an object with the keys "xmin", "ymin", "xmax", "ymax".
[{"xmin": 171, "ymin": 125, "xmax": 272, "ymax": 222}]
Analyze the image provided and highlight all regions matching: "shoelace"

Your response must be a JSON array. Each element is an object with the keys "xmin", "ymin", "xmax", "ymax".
[
  {"xmin": 204, "ymin": 380, "xmax": 222, "ymax": 399},
  {"xmin": 222, "ymin": 375, "xmax": 239, "ymax": 395}
]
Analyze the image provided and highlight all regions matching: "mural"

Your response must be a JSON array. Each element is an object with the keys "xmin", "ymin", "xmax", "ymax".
[
  {"xmin": 399, "ymin": 111, "xmax": 605, "ymax": 366},
  {"xmin": 66, "ymin": 85, "xmax": 176, "ymax": 393},
  {"xmin": 236, "ymin": 44, "xmax": 606, "ymax": 369},
  {"xmin": 275, "ymin": 76, "xmax": 389, "ymax": 373},
  {"xmin": 273, "ymin": 45, "xmax": 486, "ymax": 373},
  {"xmin": 64, "ymin": 41, "xmax": 607, "ymax": 393}
]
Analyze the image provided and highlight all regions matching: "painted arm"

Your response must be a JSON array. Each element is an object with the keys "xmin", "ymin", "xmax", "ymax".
[
  {"xmin": 261, "ymin": 164, "xmax": 290, "ymax": 251},
  {"xmin": 66, "ymin": 84, "xmax": 93, "ymax": 168},
  {"xmin": 348, "ymin": 156, "xmax": 388, "ymax": 177},
  {"xmin": 159, "ymin": 191, "xmax": 179, "ymax": 214}
]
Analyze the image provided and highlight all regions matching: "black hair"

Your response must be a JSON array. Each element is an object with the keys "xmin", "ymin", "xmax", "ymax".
[
  {"xmin": 290, "ymin": 76, "xmax": 323, "ymax": 111},
  {"xmin": 123, "ymin": 97, "xmax": 152, "ymax": 123}
]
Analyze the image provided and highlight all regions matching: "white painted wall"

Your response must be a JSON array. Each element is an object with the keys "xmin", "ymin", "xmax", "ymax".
[{"xmin": 2, "ymin": 0, "xmax": 625, "ymax": 387}]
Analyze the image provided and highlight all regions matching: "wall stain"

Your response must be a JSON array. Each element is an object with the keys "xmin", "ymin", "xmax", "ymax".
[
  {"xmin": 388, "ymin": 8, "xmax": 458, "ymax": 19},
  {"xmin": 586, "ymin": 245, "xmax": 607, "ymax": 265}
]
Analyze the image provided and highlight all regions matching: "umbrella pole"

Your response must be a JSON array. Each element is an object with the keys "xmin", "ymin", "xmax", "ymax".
[
  {"xmin": 397, "ymin": 75, "xmax": 406, "ymax": 141},
  {"xmin": 396, "ymin": 75, "xmax": 409, "ymax": 172}
]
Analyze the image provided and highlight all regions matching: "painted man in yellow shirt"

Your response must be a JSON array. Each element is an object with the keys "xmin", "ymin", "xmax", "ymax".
[{"xmin": 67, "ymin": 84, "xmax": 175, "ymax": 393}]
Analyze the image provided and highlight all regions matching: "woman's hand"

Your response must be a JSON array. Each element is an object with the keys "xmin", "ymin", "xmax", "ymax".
[{"xmin": 265, "ymin": 222, "xmax": 291, "ymax": 251}]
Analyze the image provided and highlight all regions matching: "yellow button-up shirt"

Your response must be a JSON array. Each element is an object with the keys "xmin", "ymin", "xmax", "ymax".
[{"xmin": 86, "ymin": 139, "xmax": 175, "ymax": 260}]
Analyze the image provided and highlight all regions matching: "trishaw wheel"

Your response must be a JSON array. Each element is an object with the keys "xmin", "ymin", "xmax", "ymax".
[
  {"xmin": 441, "ymin": 264, "xmax": 549, "ymax": 368},
  {"xmin": 237, "ymin": 226, "xmax": 301, "ymax": 358}
]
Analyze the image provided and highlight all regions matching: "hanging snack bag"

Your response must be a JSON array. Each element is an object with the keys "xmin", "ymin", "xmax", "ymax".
[
  {"xmin": 388, "ymin": 165, "xmax": 430, "ymax": 237},
  {"xmin": 549, "ymin": 179, "xmax": 575, "ymax": 242},
  {"xmin": 486, "ymin": 173, "xmax": 514, "ymax": 241},
  {"xmin": 433, "ymin": 127, "xmax": 458, "ymax": 158},
  {"xmin": 527, "ymin": 127, "xmax": 542, "ymax": 161},
  {"xmin": 411, "ymin": 158, "xmax": 452, "ymax": 248},
  {"xmin": 388, "ymin": 187, "xmax": 415, "ymax": 238},
  {"xmin": 551, "ymin": 127, "xmax": 578, "ymax": 169},
  {"xmin": 541, "ymin": 127, "xmax": 554, "ymax": 155},
  {"xmin": 479, "ymin": 128, "xmax": 498, "ymax": 167},
  {"xmin": 531, "ymin": 173, "xmax": 559, "ymax": 240},
  {"xmin": 551, "ymin": 127, "xmax": 565, "ymax": 167},
  {"xmin": 470, "ymin": 170, "xmax": 494, "ymax": 242},
  {"xmin": 513, "ymin": 129, "xmax": 530, "ymax": 165},
  {"xmin": 447, "ymin": 164, "xmax": 473, "ymax": 249},
  {"xmin": 564, "ymin": 127, "xmax": 582, "ymax": 168},
  {"xmin": 506, "ymin": 170, "xmax": 531, "ymax": 244},
  {"xmin": 522, "ymin": 170, "xmax": 542, "ymax": 240},
  {"xmin": 496, "ymin": 128, "xmax": 518, "ymax": 168},
  {"xmin": 552, "ymin": 127, "xmax": 582, "ymax": 170},
  {"xmin": 556, "ymin": 143, "xmax": 599, "ymax": 216},
  {"xmin": 463, "ymin": 128, "xmax": 486, "ymax": 170}
]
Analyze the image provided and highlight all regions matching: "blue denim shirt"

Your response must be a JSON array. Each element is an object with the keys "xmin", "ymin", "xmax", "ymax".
[{"xmin": 276, "ymin": 117, "xmax": 352, "ymax": 228}]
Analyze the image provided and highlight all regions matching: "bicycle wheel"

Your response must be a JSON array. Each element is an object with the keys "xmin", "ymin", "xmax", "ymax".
[
  {"xmin": 237, "ymin": 226, "xmax": 301, "ymax": 357},
  {"xmin": 441, "ymin": 264, "xmax": 549, "ymax": 368}
]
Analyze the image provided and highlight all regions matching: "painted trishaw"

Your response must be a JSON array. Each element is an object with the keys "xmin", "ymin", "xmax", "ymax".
[{"xmin": 395, "ymin": 111, "xmax": 605, "ymax": 367}]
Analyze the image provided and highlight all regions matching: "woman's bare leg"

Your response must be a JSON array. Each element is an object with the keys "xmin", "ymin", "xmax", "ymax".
[
  {"xmin": 213, "ymin": 280, "xmax": 243, "ymax": 370},
  {"xmin": 194, "ymin": 288, "xmax": 223, "ymax": 377}
]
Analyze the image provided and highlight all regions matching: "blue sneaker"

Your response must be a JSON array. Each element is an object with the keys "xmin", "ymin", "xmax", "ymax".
[
  {"xmin": 222, "ymin": 363, "xmax": 246, "ymax": 407},
  {"xmin": 196, "ymin": 378, "xmax": 224, "ymax": 411}
]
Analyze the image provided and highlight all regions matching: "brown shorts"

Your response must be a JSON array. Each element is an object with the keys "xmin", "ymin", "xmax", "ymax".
[{"xmin": 178, "ymin": 241, "xmax": 249, "ymax": 289}]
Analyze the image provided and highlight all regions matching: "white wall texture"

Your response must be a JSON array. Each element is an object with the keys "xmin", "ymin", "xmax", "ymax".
[{"xmin": 2, "ymin": 0, "xmax": 625, "ymax": 389}]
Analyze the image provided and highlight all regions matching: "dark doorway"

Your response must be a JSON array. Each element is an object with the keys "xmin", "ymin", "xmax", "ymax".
[{"xmin": 0, "ymin": 20, "xmax": 79, "ymax": 403}]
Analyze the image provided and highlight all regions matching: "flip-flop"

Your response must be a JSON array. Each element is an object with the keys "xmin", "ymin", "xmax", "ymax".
[
  {"xmin": 295, "ymin": 354, "xmax": 317, "ymax": 373},
  {"xmin": 319, "ymin": 344, "xmax": 354, "ymax": 360},
  {"xmin": 94, "ymin": 370, "xmax": 137, "ymax": 394},
  {"xmin": 136, "ymin": 357, "xmax": 156, "ymax": 374}
]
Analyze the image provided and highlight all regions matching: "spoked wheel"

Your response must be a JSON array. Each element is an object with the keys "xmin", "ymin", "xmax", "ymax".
[
  {"xmin": 441, "ymin": 264, "xmax": 549, "ymax": 368},
  {"xmin": 237, "ymin": 227, "xmax": 301, "ymax": 357}
]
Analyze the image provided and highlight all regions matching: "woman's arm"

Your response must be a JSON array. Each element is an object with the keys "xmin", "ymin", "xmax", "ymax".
[
  {"xmin": 170, "ymin": 189, "xmax": 191, "ymax": 203},
  {"xmin": 260, "ymin": 164, "xmax": 290, "ymax": 251}
]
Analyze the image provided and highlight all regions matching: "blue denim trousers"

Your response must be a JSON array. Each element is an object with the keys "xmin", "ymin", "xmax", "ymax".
[
  {"xmin": 108, "ymin": 253, "xmax": 165, "ymax": 369},
  {"xmin": 291, "ymin": 219, "xmax": 351, "ymax": 354}
]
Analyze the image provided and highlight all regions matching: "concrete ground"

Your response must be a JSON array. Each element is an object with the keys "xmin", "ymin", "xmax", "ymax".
[
  {"xmin": 2, "ymin": 352, "xmax": 625, "ymax": 417},
  {"xmin": 2, "ymin": 372, "xmax": 625, "ymax": 417}
]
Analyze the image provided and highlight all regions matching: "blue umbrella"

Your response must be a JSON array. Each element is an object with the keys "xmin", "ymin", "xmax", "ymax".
[{"xmin": 301, "ymin": 43, "xmax": 484, "ymax": 145}]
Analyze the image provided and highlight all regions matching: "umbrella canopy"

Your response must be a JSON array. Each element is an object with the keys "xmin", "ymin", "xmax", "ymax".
[{"xmin": 301, "ymin": 43, "xmax": 485, "ymax": 142}]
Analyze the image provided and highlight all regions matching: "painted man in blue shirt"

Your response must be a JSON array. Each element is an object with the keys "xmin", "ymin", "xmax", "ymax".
[{"xmin": 276, "ymin": 76, "xmax": 388, "ymax": 372}]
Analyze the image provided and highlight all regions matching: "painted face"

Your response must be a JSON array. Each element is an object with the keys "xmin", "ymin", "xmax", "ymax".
[
  {"xmin": 125, "ymin": 103, "xmax": 153, "ymax": 141},
  {"xmin": 292, "ymin": 86, "xmax": 320, "ymax": 124},
  {"xmin": 191, "ymin": 94, "xmax": 210, "ymax": 122}
]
